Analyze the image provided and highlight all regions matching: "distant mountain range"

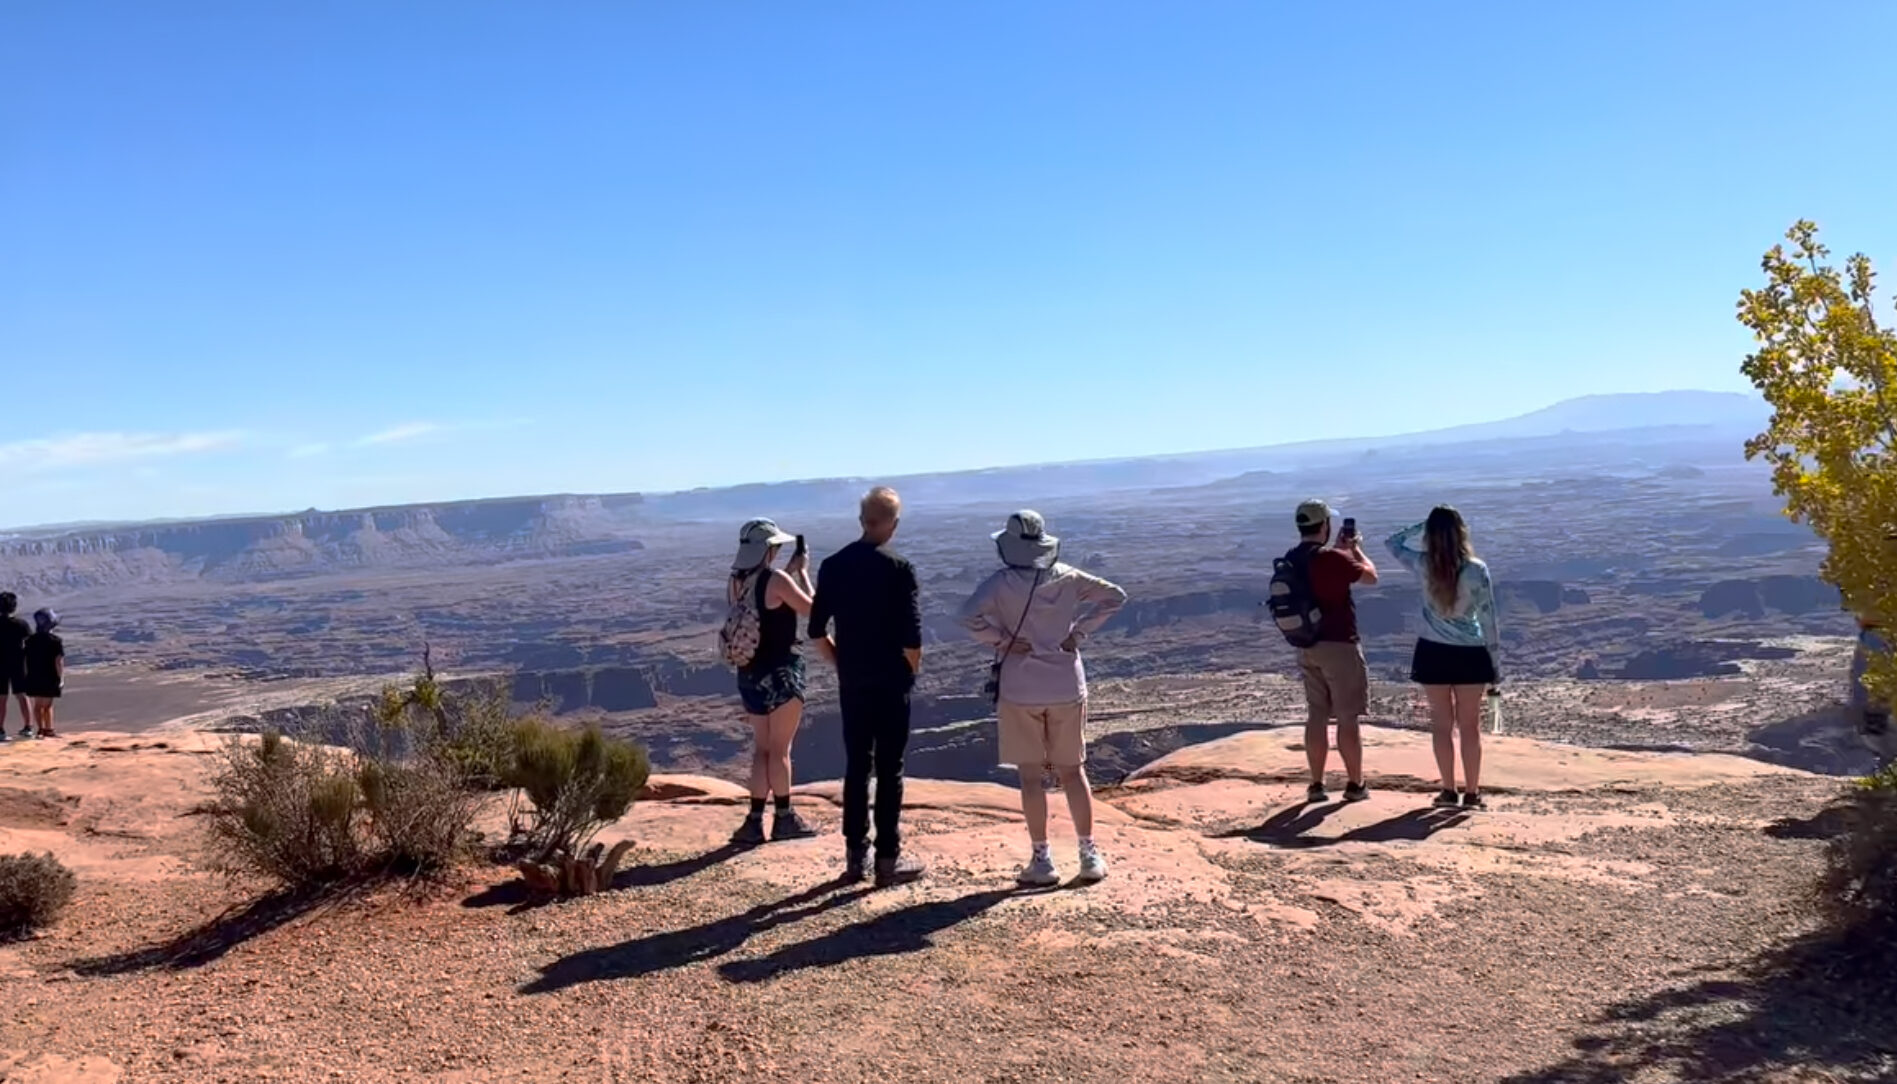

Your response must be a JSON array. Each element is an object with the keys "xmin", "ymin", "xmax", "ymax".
[{"xmin": 0, "ymin": 390, "xmax": 1766, "ymax": 590}]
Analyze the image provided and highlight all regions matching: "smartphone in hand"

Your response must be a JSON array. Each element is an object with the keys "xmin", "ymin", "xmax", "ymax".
[
  {"xmin": 793, "ymin": 534, "xmax": 807, "ymax": 557},
  {"xmin": 1339, "ymin": 517, "xmax": 1357, "ymax": 543}
]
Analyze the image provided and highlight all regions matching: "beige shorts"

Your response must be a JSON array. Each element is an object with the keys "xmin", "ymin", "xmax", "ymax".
[
  {"xmin": 998, "ymin": 699, "xmax": 1087, "ymax": 769},
  {"xmin": 1298, "ymin": 640, "xmax": 1369, "ymax": 723}
]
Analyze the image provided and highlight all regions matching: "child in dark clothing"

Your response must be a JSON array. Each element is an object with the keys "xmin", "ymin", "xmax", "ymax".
[{"xmin": 23, "ymin": 609, "xmax": 63, "ymax": 739}]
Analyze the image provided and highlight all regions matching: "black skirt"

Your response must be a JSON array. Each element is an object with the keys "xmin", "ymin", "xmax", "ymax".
[{"xmin": 1410, "ymin": 638, "xmax": 1497, "ymax": 686}]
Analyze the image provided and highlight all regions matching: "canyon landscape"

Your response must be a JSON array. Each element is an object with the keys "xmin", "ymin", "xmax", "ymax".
[
  {"xmin": 6, "ymin": 391, "xmax": 1872, "ymax": 781},
  {"xmin": 2, "ymin": 390, "xmax": 1891, "ymax": 1083}
]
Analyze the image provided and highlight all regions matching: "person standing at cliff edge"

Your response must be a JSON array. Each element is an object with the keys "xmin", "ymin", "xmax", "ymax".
[
  {"xmin": 1274, "ymin": 500, "xmax": 1379, "ymax": 804},
  {"xmin": 0, "ymin": 593, "xmax": 32, "ymax": 741},
  {"xmin": 960, "ymin": 511, "xmax": 1126, "ymax": 887},
  {"xmin": 724, "ymin": 518, "xmax": 819, "ymax": 845},
  {"xmin": 1386, "ymin": 506, "xmax": 1501, "ymax": 810},
  {"xmin": 807, "ymin": 487, "xmax": 927, "ymax": 887}
]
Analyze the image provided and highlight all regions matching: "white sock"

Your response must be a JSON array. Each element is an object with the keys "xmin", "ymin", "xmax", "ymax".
[
  {"xmin": 1077, "ymin": 835, "xmax": 1096, "ymax": 854},
  {"xmin": 1031, "ymin": 840, "xmax": 1051, "ymax": 860}
]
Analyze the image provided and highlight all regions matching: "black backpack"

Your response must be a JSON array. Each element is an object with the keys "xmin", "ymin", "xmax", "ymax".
[{"xmin": 1268, "ymin": 544, "xmax": 1324, "ymax": 649}]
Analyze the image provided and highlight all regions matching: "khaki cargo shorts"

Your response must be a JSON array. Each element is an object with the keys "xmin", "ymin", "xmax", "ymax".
[
  {"xmin": 1298, "ymin": 640, "xmax": 1369, "ymax": 723},
  {"xmin": 998, "ymin": 698, "xmax": 1087, "ymax": 769}
]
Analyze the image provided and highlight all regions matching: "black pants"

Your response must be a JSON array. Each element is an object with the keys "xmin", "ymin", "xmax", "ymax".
[{"xmin": 839, "ymin": 682, "xmax": 912, "ymax": 858}]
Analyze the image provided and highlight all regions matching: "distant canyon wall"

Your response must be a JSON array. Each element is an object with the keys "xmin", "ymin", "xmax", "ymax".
[{"xmin": 0, "ymin": 494, "xmax": 647, "ymax": 591}]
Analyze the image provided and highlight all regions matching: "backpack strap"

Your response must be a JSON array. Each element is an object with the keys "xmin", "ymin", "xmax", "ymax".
[{"xmin": 996, "ymin": 568, "xmax": 1047, "ymax": 664}]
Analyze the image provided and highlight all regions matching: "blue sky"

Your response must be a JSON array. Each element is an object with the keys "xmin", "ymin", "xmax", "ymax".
[{"xmin": 4, "ymin": 2, "xmax": 1893, "ymax": 526}]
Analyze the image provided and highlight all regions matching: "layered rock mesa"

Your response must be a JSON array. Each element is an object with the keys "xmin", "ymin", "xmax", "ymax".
[{"xmin": 0, "ymin": 494, "xmax": 647, "ymax": 590}]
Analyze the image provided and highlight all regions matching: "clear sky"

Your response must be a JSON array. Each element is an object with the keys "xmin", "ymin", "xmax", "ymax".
[{"xmin": 4, "ymin": 2, "xmax": 1893, "ymax": 526}]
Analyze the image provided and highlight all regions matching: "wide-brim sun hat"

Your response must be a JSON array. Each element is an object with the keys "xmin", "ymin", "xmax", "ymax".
[
  {"xmin": 732, "ymin": 518, "xmax": 796, "ymax": 572},
  {"xmin": 994, "ymin": 510, "xmax": 1060, "ymax": 570}
]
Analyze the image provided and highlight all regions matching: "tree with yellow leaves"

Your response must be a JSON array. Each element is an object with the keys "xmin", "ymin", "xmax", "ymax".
[
  {"xmin": 1745, "ymin": 223, "xmax": 1897, "ymax": 931},
  {"xmin": 1740, "ymin": 221, "xmax": 1897, "ymax": 724}
]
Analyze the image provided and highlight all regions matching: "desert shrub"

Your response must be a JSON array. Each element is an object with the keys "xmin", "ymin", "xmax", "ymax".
[
  {"xmin": 206, "ymin": 730, "xmax": 367, "ymax": 887},
  {"xmin": 375, "ymin": 664, "xmax": 527, "ymax": 792},
  {"xmin": 506, "ymin": 721, "xmax": 650, "ymax": 861},
  {"xmin": 355, "ymin": 755, "xmax": 483, "ymax": 873},
  {"xmin": 432, "ymin": 681, "xmax": 527, "ymax": 792},
  {"xmin": 1819, "ymin": 765, "xmax": 1897, "ymax": 938},
  {"xmin": 0, "ymin": 852, "xmax": 76, "ymax": 939}
]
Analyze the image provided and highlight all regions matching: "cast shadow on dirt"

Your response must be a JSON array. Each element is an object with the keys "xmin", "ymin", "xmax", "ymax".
[
  {"xmin": 521, "ymin": 883, "xmax": 1032, "ymax": 994},
  {"xmin": 461, "ymin": 840, "xmax": 750, "ymax": 914},
  {"xmin": 1504, "ymin": 923, "xmax": 1895, "ymax": 1083},
  {"xmin": 69, "ymin": 884, "xmax": 358, "ymax": 976},
  {"xmin": 1215, "ymin": 804, "xmax": 1471, "ymax": 849}
]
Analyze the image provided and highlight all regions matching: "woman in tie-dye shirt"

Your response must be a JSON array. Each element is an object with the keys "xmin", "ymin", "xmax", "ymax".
[{"xmin": 1386, "ymin": 507, "xmax": 1501, "ymax": 810}]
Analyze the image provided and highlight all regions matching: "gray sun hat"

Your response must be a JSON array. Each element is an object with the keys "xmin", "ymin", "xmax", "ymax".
[
  {"xmin": 993, "ymin": 510, "xmax": 1060, "ymax": 570},
  {"xmin": 732, "ymin": 518, "xmax": 796, "ymax": 572}
]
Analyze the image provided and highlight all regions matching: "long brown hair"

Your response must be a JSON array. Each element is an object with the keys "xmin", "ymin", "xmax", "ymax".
[{"xmin": 1423, "ymin": 505, "xmax": 1474, "ymax": 612}]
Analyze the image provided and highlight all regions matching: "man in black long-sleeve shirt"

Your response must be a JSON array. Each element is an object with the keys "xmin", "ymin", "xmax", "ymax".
[{"xmin": 808, "ymin": 486, "xmax": 926, "ymax": 887}]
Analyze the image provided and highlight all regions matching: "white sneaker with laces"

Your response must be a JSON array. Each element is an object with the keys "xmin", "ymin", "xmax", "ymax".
[
  {"xmin": 1016, "ymin": 851, "xmax": 1061, "ymax": 887},
  {"xmin": 1076, "ymin": 843, "xmax": 1108, "ymax": 883}
]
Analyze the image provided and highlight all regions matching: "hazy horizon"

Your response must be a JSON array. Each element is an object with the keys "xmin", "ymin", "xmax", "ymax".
[{"xmin": 0, "ymin": 388, "xmax": 1766, "ymax": 534}]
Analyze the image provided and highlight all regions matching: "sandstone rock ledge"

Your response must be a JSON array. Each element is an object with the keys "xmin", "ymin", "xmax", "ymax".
[{"xmin": 0, "ymin": 726, "xmax": 1884, "ymax": 1084}]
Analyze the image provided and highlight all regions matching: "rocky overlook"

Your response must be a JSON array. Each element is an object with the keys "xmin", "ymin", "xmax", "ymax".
[{"xmin": 0, "ymin": 725, "xmax": 1888, "ymax": 1082}]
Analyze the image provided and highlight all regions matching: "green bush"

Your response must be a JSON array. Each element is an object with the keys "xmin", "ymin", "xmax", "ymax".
[
  {"xmin": 376, "ymin": 673, "xmax": 529, "ymax": 792},
  {"xmin": 1819, "ymin": 764, "xmax": 1897, "ymax": 938},
  {"xmin": 208, "ymin": 731, "xmax": 367, "ymax": 887},
  {"xmin": 0, "ymin": 852, "xmax": 76, "ymax": 939},
  {"xmin": 356, "ymin": 755, "xmax": 482, "ymax": 873},
  {"xmin": 506, "ymin": 721, "xmax": 650, "ymax": 861}
]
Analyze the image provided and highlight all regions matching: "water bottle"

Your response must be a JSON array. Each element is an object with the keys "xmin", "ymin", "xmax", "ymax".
[{"xmin": 1485, "ymin": 688, "xmax": 1504, "ymax": 734}]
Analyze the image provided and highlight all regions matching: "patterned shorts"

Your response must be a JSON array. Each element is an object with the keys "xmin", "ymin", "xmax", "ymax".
[{"xmin": 737, "ymin": 656, "xmax": 806, "ymax": 716}]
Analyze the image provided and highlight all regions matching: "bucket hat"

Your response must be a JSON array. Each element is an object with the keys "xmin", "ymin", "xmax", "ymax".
[{"xmin": 994, "ymin": 510, "xmax": 1060, "ymax": 570}]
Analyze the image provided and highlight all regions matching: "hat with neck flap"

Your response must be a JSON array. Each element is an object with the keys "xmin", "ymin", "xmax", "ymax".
[{"xmin": 993, "ymin": 510, "xmax": 1060, "ymax": 571}]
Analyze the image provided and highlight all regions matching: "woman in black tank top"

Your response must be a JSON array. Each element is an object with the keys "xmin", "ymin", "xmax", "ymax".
[{"xmin": 728, "ymin": 518, "xmax": 819, "ymax": 845}]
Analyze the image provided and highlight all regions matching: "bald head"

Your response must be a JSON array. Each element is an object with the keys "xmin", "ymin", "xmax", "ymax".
[{"xmin": 859, "ymin": 486, "xmax": 902, "ymax": 543}]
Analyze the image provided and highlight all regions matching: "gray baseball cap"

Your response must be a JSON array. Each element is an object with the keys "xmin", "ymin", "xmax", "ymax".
[{"xmin": 1295, "ymin": 499, "xmax": 1333, "ymax": 532}]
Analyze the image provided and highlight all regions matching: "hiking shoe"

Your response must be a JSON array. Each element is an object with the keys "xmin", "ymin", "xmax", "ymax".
[
  {"xmin": 874, "ymin": 854, "xmax": 925, "ymax": 888},
  {"xmin": 1432, "ymin": 789, "xmax": 1461, "ymax": 809},
  {"xmin": 731, "ymin": 814, "xmax": 767, "ymax": 847},
  {"xmin": 842, "ymin": 846, "xmax": 870, "ymax": 884},
  {"xmin": 1342, "ymin": 781, "xmax": 1370, "ymax": 803},
  {"xmin": 1016, "ymin": 852, "xmax": 1061, "ymax": 888},
  {"xmin": 1306, "ymin": 782, "xmax": 1329, "ymax": 804},
  {"xmin": 1461, "ymin": 791, "xmax": 1487, "ymax": 811},
  {"xmin": 1075, "ymin": 844, "xmax": 1108, "ymax": 884},
  {"xmin": 771, "ymin": 809, "xmax": 817, "ymax": 841}
]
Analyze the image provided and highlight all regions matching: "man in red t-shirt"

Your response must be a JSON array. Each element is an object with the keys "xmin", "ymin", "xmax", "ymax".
[{"xmin": 1291, "ymin": 500, "xmax": 1380, "ymax": 803}]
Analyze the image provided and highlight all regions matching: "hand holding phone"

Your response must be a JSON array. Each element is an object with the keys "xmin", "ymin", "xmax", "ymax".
[{"xmin": 1339, "ymin": 517, "xmax": 1358, "ymax": 545}]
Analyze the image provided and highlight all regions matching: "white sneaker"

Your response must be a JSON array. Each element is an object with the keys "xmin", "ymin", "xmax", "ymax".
[
  {"xmin": 1016, "ymin": 852, "xmax": 1061, "ymax": 887},
  {"xmin": 1076, "ymin": 844, "xmax": 1108, "ymax": 884}
]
